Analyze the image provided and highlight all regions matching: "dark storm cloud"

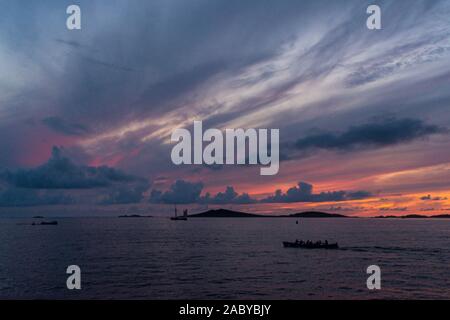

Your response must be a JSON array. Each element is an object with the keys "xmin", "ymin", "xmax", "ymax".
[
  {"xmin": 150, "ymin": 180, "xmax": 204, "ymax": 204},
  {"xmin": 261, "ymin": 182, "xmax": 371, "ymax": 203},
  {"xmin": 149, "ymin": 180, "xmax": 256, "ymax": 205},
  {"xmin": 420, "ymin": 195, "xmax": 448, "ymax": 201},
  {"xmin": 346, "ymin": 191, "xmax": 372, "ymax": 200},
  {"xmin": 0, "ymin": 146, "xmax": 150, "ymax": 206},
  {"xmin": 1, "ymin": 147, "xmax": 143, "ymax": 189},
  {"xmin": 42, "ymin": 116, "xmax": 90, "ymax": 136},
  {"xmin": 201, "ymin": 186, "xmax": 257, "ymax": 205},
  {"xmin": 99, "ymin": 183, "xmax": 150, "ymax": 205},
  {"xmin": 150, "ymin": 180, "xmax": 370, "ymax": 205},
  {"xmin": 295, "ymin": 118, "xmax": 445, "ymax": 152}
]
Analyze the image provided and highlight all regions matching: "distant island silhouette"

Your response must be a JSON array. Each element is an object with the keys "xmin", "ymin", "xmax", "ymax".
[
  {"xmin": 189, "ymin": 209, "xmax": 265, "ymax": 218},
  {"xmin": 188, "ymin": 208, "xmax": 348, "ymax": 218},
  {"xmin": 118, "ymin": 214, "xmax": 152, "ymax": 218},
  {"xmin": 189, "ymin": 209, "xmax": 450, "ymax": 219},
  {"xmin": 428, "ymin": 214, "xmax": 450, "ymax": 219},
  {"xmin": 286, "ymin": 211, "xmax": 348, "ymax": 218},
  {"xmin": 375, "ymin": 214, "xmax": 450, "ymax": 219}
]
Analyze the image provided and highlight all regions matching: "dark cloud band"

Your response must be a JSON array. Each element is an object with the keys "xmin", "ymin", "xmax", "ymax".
[{"xmin": 295, "ymin": 118, "xmax": 445, "ymax": 152}]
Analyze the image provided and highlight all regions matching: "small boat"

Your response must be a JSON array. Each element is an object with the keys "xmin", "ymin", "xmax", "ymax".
[
  {"xmin": 32, "ymin": 221, "xmax": 58, "ymax": 226},
  {"xmin": 283, "ymin": 241, "xmax": 339, "ymax": 250},
  {"xmin": 170, "ymin": 216, "xmax": 187, "ymax": 221},
  {"xmin": 170, "ymin": 206, "xmax": 188, "ymax": 221},
  {"xmin": 41, "ymin": 221, "xmax": 58, "ymax": 225}
]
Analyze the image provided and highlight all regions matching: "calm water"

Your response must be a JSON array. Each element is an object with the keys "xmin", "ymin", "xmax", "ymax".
[{"xmin": 1, "ymin": 217, "xmax": 450, "ymax": 299}]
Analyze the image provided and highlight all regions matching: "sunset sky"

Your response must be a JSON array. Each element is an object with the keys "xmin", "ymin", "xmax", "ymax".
[{"xmin": 1, "ymin": 0, "xmax": 450, "ymax": 216}]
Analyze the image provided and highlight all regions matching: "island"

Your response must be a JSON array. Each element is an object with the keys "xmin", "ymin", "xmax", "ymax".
[
  {"xmin": 432, "ymin": 214, "xmax": 450, "ymax": 219},
  {"xmin": 400, "ymin": 214, "xmax": 428, "ymax": 219},
  {"xmin": 283, "ymin": 211, "xmax": 348, "ymax": 218},
  {"xmin": 374, "ymin": 214, "xmax": 450, "ymax": 219},
  {"xmin": 118, "ymin": 214, "xmax": 152, "ymax": 218},
  {"xmin": 188, "ymin": 209, "xmax": 265, "ymax": 218},
  {"xmin": 188, "ymin": 209, "xmax": 348, "ymax": 218}
]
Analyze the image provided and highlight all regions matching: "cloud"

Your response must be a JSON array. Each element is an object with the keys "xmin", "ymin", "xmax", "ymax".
[
  {"xmin": 54, "ymin": 38, "xmax": 84, "ymax": 49},
  {"xmin": 326, "ymin": 206, "xmax": 368, "ymax": 212},
  {"xmin": 345, "ymin": 34, "xmax": 450, "ymax": 88},
  {"xmin": 99, "ymin": 183, "xmax": 150, "ymax": 205},
  {"xmin": 295, "ymin": 118, "xmax": 445, "ymax": 152},
  {"xmin": 420, "ymin": 194, "xmax": 448, "ymax": 201},
  {"xmin": 42, "ymin": 116, "xmax": 90, "ymax": 136},
  {"xmin": 2, "ymin": 146, "xmax": 140, "ymax": 189},
  {"xmin": 150, "ymin": 180, "xmax": 204, "ymax": 204},
  {"xmin": 150, "ymin": 181, "xmax": 256, "ymax": 205},
  {"xmin": 261, "ymin": 182, "xmax": 371, "ymax": 203},
  {"xmin": 201, "ymin": 186, "xmax": 257, "ymax": 205},
  {"xmin": 150, "ymin": 180, "xmax": 370, "ymax": 205},
  {"xmin": 0, "ymin": 146, "xmax": 150, "ymax": 207},
  {"xmin": 379, "ymin": 207, "xmax": 408, "ymax": 212}
]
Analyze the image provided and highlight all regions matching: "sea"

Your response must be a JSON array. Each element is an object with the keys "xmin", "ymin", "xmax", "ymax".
[{"xmin": 1, "ymin": 217, "xmax": 449, "ymax": 299}]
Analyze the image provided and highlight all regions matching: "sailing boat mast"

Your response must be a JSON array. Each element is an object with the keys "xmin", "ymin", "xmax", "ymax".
[{"xmin": 170, "ymin": 203, "xmax": 187, "ymax": 221}]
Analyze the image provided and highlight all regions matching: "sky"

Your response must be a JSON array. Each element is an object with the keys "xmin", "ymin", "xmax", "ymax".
[{"xmin": 1, "ymin": 0, "xmax": 450, "ymax": 216}]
